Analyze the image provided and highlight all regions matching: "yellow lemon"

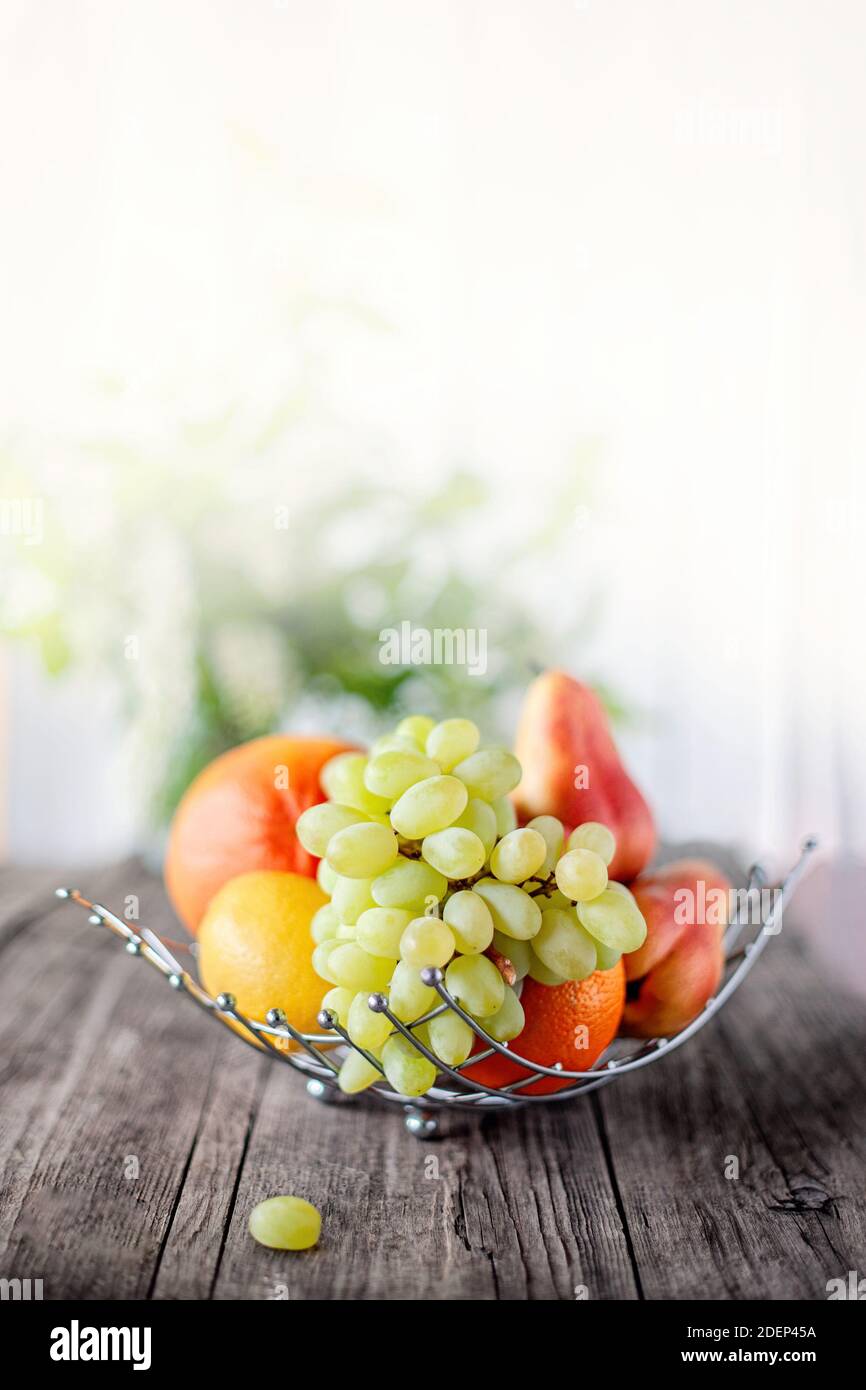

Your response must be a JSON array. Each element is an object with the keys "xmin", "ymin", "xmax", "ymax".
[{"xmin": 198, "ymin": 871, "xmax": 326, "ymax": 1045}]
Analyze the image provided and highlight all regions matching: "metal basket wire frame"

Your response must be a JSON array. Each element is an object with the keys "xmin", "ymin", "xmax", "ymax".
[{"xmin": 55, "ymin": 838, "xmax": 817, "ymax": 1137}]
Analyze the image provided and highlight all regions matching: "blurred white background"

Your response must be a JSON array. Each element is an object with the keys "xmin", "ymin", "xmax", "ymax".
[{"xmin": 1, "ymin": 0, "xmax": 865, "ymax": 881}]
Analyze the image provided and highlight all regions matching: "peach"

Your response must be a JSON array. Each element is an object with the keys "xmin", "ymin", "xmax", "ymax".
[{"xmin": 622, "ymin": 859, "xmax": 730, "ymax": 1037}]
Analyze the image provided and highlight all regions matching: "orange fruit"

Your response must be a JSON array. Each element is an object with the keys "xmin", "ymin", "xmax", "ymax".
[
  {"xmin": 466, "ymin": 961, "xmax": 625, "ymax": 1094},
  {"xmin": 198, "ymin": 871, "xmax": 327, "ymax": 1044},
  {"xmin": 165, "ymin": 733, "xmax": 354, "ymax": 934}
]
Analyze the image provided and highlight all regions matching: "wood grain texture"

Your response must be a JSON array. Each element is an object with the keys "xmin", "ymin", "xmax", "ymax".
[
  {"xmin": 0, "ymin": 860, "xmax": 863, "ymax": 1301},
  {"xmin": 596, "ymin": 911, "xmax": 866, "ymax": 1301},
  {"xmin": 210, "ymin": 1072, "xmax": 637, "ymax": 1301}
]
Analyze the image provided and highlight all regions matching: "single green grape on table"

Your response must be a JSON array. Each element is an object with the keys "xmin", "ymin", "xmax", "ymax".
[
  {"xmin": 248, "ymin": 1196, "xmax": 321, "ymax": 1251},
  {"xmin": 293, "ymin": 713, "xmax": 646, "ymax": 1101}
]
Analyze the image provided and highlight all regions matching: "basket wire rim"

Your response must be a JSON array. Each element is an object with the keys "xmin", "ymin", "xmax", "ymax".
[{"xmin": 54, "ymin": 836, "xmax": 818, "ymax": 1113}]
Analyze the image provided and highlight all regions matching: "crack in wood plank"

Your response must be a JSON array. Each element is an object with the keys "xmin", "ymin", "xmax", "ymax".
[{"xmin": 592, "ymin": 1092, "xmax": 646, "ymax": 1300}]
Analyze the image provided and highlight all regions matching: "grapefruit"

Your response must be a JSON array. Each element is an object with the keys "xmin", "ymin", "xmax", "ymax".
[{"xmin": 164, "ymin": 733, "xmax": 353, "ymax": 933}]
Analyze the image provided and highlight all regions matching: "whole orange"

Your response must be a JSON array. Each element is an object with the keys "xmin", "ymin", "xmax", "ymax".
[
  {"xmin": 466, "ymin": 961, "xmax": 625, "ymax": 1095},
  {"xmin": 198, "ymin": 871, "xmax": 327, "ymax": 1042},
  {"xmin": 164, "ymin": 734, "xmax": 353, "ymax": 934}
]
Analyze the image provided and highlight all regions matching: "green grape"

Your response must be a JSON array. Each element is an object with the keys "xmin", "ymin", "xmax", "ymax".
[
  {"xmin": 327, "ymin": 943, "xmax": 395, "ymax": 993},
  {"xmin": 491, "ymin": 930, "xmax": 532, "ymax": 980},
  {"xmin": 326, "ymin": 822, "xmax": 399, "ymax": 879},
  {"xmin": 421, "ymin": 827, "xmax": 486, "ymax": 879},
  {"xmin": 320, "ymin": 752, "xmax": 390, "ymax": 816},
  {"xmin": 445, "ymin": 954, "xmax": 505, "ymax": 1018},
  {"xmin": 335, "ymin": 924, "xmax": 356, "ymax": 940},
  {"xmin": 320, "ymin": 985, "xmax": 353, "ymax": 1026},
  {"xmin": 594, "ymin": 941, "xmax": 622, "ymax": 971},
  {"xmin": 381, "ymin": 1034, "xmax": 438, "ymax": 1098},
  {"xmin": 490, "ymin": 795, "xmax": 518, "ymax": 838},
  {"xmin": 568, "ymin": 821, "xmax": 617, "ymax": 866},
  {"xmin": 427, "ymin": 1009, "xmax": 475, "ymax": 1066},
  {"xmin": 389, "ymin": 960, "xmax": 437, "ymax": 1021},
  {"xmin": 452, "ymin": 748, "xmax": 522, "ymax": 801},
  {"xmin": 472, "ymin": 879, "xmax": 542, "ymax": 940},
  {"xmin": 399, "ymin": 917, "xmax": 455, "ymax": 969},
  {"xmin": 577, "ymin": 889, "xmax": 648, "ymax": 953},
  {"xmin": 425, "ymin": 717, "xmax": 480, "ymax": 771},
  {"xmin": 370, "ymin": 732, "xmax": 421, "ymax": 756},
  {"xmin": 371, "ymin": 856, "xmax": 447, "ymax": 909},
  {"xmin": 389, "ymin": 775, "xmax": 468, "ymax": 839},
  {"xmin": 534, "ymin": 908, "xmax": 597, "ymax": 981},
  {"xmin": 482, "ymin": 985, "xmax": 525, "ymax": 1042},
  {"xmin": 310, "ymin": 904, "xmax": 340, "ymax": 943},
  {"xmin": 296, "ymin": 802, "xmax": 369, "ymax": 857},
  {"xmin": 452, "ymin": 798, "xmax": 498, "ymax": 856},
  {"xmin": 347, "ymin": 991, "xmax": 393, "ymax": 1050},
  {"xmin": 338, "ymin": 1047, "xmax": 383, "ymax": 1094},
  {"xmin": 311, "ymin": 938, "xmax": 341, "ymax": 984},
  {"xmin": 443, "ymin": 890, "xmax": 494, "ymax": 954},
  {"xmin": 528, "ymin": 950, "xmax": 568, "ymax": 986},
  {"xmin": 607, "ymin": 881, "xmax": 637, "ymax": 904},
  {"xmin": 364, "ymin": 748, "xmax": 441, "ymax": 801},
  {"xmin": 396, "ymin": 714, "xmax": 435, "ymax": 746},
  {"xmin": 317, "ymin": 858, "xmax": 339, "ymax": 895},
  {"xmin": 330, "ymin": 875, "xmax": 375, "ymax": 925},
  {"xmin": 489, "ymin": 827, "xmax": 547, "ymax": 884},
  {"xmin": 356, "ymin": 906, "xmax": 413, "ymax": 958},
  {"xmin": 248, "ymin": 1195, "xmax": 321, "ymax": 1251},
  {"xmin": 414, "ymin": 1020, "xmax": 432, "ymax": 1047},
  {"xmin": 555, "ymin": 847, "xmax": 609, "ymax": 902},
  {"xmin": 526, "ymin": 814, "xmax": 565, "ymax": 875},
  {"xmin": 544, "ymin": 888, "xmax": 575, "ymax": 911}
]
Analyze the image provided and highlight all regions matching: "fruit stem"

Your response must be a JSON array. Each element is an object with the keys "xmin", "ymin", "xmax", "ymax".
[
  {"xmin": 398, "ymin": 843, "xmax": 559, "ymax": 898},
  {"xmin": 527, "ymin": 873, "xmax": 558, "ymax": 898}
]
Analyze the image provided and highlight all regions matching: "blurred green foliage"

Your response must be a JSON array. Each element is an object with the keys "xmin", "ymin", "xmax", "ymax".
[
  {"xmin": 0, "ymin": 442, "xmax": 596, "ymax": 827},
  {"xmin": 0, "ymin": 286, "xmax": 611, "ymax": 828}
]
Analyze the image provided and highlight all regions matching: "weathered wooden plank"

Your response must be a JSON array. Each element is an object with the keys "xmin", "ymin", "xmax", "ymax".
[
  {"xmin": 0, "ymin": 867, "xmax": 228, "ymax": 1299},
  {"xmin": 148, "ymin": 1032, "xmax": 268, "ymax": 1301},
  {"xmin": 596, "ymin": 921, "xmax": 866, "ymax": 1300},
  {"xmin": 0, "ymin": 864, "xmax": 66, "ymax": 949},
  {"xmin": 2, "ymin": 859, "xmax": 862, "ymax": 1302},
  {"xmin": 210, "ymin": 1060, "xmax": 639, "ymax": 1301},
  {"xmin": 716, "ymin": 928, "xmax": 866, "ymax": 1295},
  {"xmin": 0, "ymin": 863, "xmax": 137, "ymax": 1257}
]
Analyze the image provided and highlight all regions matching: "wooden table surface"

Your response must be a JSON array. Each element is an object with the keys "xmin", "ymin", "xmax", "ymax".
[{"xmin": 1, "ymin": 855, "xmax": 864, "ymax": 1302}]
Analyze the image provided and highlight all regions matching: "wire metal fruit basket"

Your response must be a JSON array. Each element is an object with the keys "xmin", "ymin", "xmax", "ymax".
[{"xmin": 55, "ymin": 838, "xmax": 817, "ymax": 1137}]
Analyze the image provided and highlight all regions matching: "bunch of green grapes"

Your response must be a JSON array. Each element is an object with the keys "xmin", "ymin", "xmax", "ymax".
[{"xmin": 295, "ymin": 716, "xmax": 647, "ymax": 1100}]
